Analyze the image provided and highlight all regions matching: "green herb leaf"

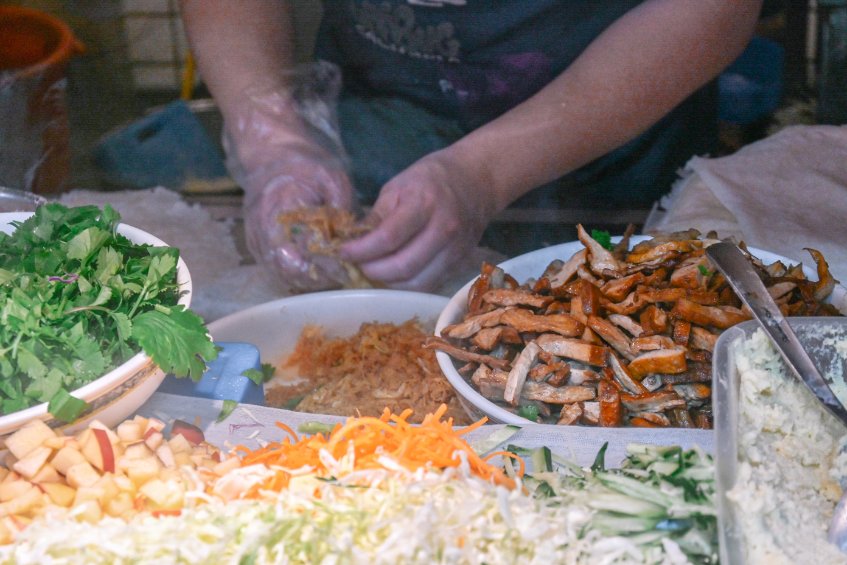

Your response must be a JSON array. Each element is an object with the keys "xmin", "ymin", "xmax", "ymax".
[
  {"xmin": 697, "ymin": 264, "xmax": 712, "ymax": 276},
  {"xmin": 132, "ymin": 307, "xmax": 218, "ymax": 381},
  {"xmin": 243, "ymin": 363, "xmax": 276, "ymax": 386},
  {"xmin": 590, "ymin": 229, "xmax": 614, "ymax": 251},
  {"xmin": 48, "ymin": 388, "xmax": 89, "ymax": 423},
  {"xmin": 518, "ymin": 404, "xmax": 540, "ymax": 422},
  {"xmin": 217, "ymin": 399, "xmax": 238, "ymax": 422}
]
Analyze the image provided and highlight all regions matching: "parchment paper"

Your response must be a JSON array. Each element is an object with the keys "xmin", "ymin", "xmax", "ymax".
[
  {"xmin": 137, "ymin": 392, "xmax": 713, "ymax": 469},
  {"xmin": 645, "ymin": 125, "xmax": 847, "ymax": 285}
]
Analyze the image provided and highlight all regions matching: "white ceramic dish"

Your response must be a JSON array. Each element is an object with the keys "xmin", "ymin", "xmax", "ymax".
[
  {"xmin": 435, "ymin": 236, "xmax": 847, "ymax": 425},
  {"xmin": 0, "ymin": 212, "xmax": 192, "ymax": 435},
  {"xmin": 206, "ymin": 288, "xmax": 449, "ymax": 388}
]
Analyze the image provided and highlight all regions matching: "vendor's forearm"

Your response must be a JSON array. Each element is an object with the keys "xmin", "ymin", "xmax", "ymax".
[
  {"xmin": 450, "ymin": 0, "xmax": 762, "ymax": 212},
  {"xmin": 180, "ymin": 0, "xmax": 297, "ymax": 121}
]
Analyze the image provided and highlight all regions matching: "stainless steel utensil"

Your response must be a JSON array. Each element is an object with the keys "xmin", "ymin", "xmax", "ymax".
[{"xmin": 706, "ymin": 241, "xmax": 847, "ymax": 551}]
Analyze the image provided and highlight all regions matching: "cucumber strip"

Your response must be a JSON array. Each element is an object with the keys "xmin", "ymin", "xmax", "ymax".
[
  {"xmin": 470, "ymin": 425, "xmax": 521, "ymax": 456},
  {"xmin": 586, "ymin": 493, "xmax": 667, "ymax": 518}
]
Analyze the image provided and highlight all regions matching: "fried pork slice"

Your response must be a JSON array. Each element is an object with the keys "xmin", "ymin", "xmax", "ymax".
[
  {"xmin": 472, "ymin": 366, "xmax": 595, "ymax": 405},
  {"xmin": 598, "ymin": 379, "xmax": 622, "ymax": 427},
  {"xmin": 577, "ymin": 224, "xmax": 624, "ymax": 275},
  {"xmin": 689, "ymin": 326, "xmax": 719, "ymax": 352},
  {"xmin": 632, "ymin": 335, "xmax": 677, "ymax": 352},
  {"xmin": 807, "ymin": 247, "xmax": 839, "ymax": 301},
  {"xmin": 639, "ymin": 304, "xmax": 670, "ymax": 335},
  {"xmin": 671, "ymin": 299, "xmax": 750, "ymax": 329},
  {"xmin": 620, "ymin": 390, "xmax": 686, "ymax": 412},
  {"xmin": 767, "ymin": 281, "xmax": 797, "ymax": 301},
  {"xmin": 669, "ymin": 253, "xmax": 711, "ymax": 290},
  {"xmin": 547, "ymin": 249, "xmax": 587, "ymax": 288},
  {"xmin": 672, "ymin": 383, "xmax": 712, "ymax": 405},
  {"xmin": 627, "ymin": 349, "xmax": 687, "ymax": 379},
  {"xmin": 536, "ymin": 334, "xmax": 608, "ymax": 366},
  {"xmin": 601, "ymin": 272, "xmax": 646, "ymax": 302},
  {"xmin": 557, "ymin": 403, "xmax": 583, "ymax": 425},
  {"xmin": 441, "ymin": 307, "xmax": 511, "ymax": 339},
  {"xmin": 568, "ymin": 368, "xmax": 601, "ymax": 385},
  {"xmin": 630, "ymin": 411, "xmax": 671, "ymax": 427},
  {"xmin": 602, "ymin": 291, "xmax": 647, "ymax": 316},
  {"xmin": 606, "ymin": 352, "xmax": 649, "ymax": 395},
  {"xmin": 500, "ymin": 308, "xmax": 584, "ymax": 337},
  {"xmin": 424, "ymin": 336, "xmax": 512, "ymax": 370},
  {"xmin": 626, "ymin": 238, "xmax": 702, "ymax": 264},
  {"xmin": 504, "ymin": 342, "xmax": 541, "ymax": 405},
  {"xmin": 581, "ymin": 402, "xmax": 601, "ymax": 425},
  {"xmin": 482, "ymin": 288, "xmax": 554, "ymax": 309},
  {"xmin": 587, "ymin": 315, "xmax": 638, "ymax": 360},
  {"xmin": 470, "ymin": 325, "xmax": 523, "ymax": 350},
  {"xmin": 607, "ymin": 313, "xmax": 644, "ymax": 337}
]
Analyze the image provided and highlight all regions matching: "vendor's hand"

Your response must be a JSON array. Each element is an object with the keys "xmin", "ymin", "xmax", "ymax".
[
  {"xmin": 340, "ymin": 149, "xmax": 494, "ymax": 291},
  {"xmin": 240, "ymin": 142, "xmax": 357, "ymax": 293}
]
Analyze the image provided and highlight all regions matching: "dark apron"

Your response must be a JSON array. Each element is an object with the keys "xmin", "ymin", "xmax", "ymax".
[{"xmin": 315, "ymin": 0, "xmax": 718, "ymax": 208}]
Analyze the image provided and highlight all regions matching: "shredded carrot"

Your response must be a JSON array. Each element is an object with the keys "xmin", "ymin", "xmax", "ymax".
[{"xmin": 237, "ymin": 404, "xmax": 521, "ymax": 495}]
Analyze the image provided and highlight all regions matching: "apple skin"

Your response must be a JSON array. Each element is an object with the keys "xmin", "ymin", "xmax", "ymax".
[
  {"xmin": 92, "ymin": 429, "xmax": 115, "ymax": 474},
  {"xmin": 170, "ymin": 420, "xmax": 205, "ymax": 446}
]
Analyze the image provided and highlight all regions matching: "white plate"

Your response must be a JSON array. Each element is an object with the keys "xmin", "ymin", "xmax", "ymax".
[
  {"xmin": 207, "ymin": 289, "xmax": 448, "ymax": 370},
  {"xmin": 435, "ymin": 236, "xmax": 847, "ymax": 425},
  {"xmin": 0, "ymin": 212, "xmax": 193, "ymax": 435}
]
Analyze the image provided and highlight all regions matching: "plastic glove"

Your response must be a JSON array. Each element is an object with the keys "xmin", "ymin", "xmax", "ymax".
[
  {"xmin": 222, "ymin": 62, "xmax": 359, "ymax": 292},
  {"xmin": 340, "ymin": 148, "xmax": 495, "ymax": 291}
]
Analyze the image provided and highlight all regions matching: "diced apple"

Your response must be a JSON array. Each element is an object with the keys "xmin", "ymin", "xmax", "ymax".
[
  {"xmin": 5, "ymin": 420, "xmax": 56, "ymax": 460},
  {"xmin": 0, "ymin": 485, "xmax": 44, "ymax": 516},
  {"xmin": 73, "ymin": 485, "xmax": 106, "ymax": 506},
  {"xmin": 123, "ymin": 442, "xmax": 154, "ymax": 461},
  {"xmin": 139, "ymin": 479, "xmax": 183, "ymax": 509},
  {"xmin": 75, "ymin": 499, "xmax": 102, "ymax": 523},
  {"xmin": 12, "ymin": 446, "xmax": 52, "ymax": 481},
  {"xmin": 105, "ymin": 492, "xmax": 134, "ymax": 518},
  {"xmin": 116, "ymin": 420, "xmax": 143, "ymax": 444},
  {"xmin": 31, "ymin": 463, "xmax": 61, "ymax": 484},
  {"xmin": 0, "ymin": 468, "xmax": 9, "ymax": 484},
  {"xmin": 171, "ymin": 420, "xmax": 205, "ymax": 446},
  {"xmin": 92, "ymin": 428, "xmax": 116, "ymax": 473},
  {"xmin": 173, "ymin": 452, "xmax": 192, "ymax": 468},
  {"xmin": 95, "ymin": 475, "xmax": 119, "ymax": 502},
  {"xmin": 124, "ymin": 457, "xmax": 161, "ymax": 488},
  {"xmin": 167, "ymin": 433, "xmax": 192, "ymax": 455},
  {"xmin": 155, "ymin": 444, "xmax": 176, "ymax": 469},
  {"xmin": 51, "ymin": 446, "xmax": 87, "ymax": 476},
  {"xmin": 65, "ymin": 461, "xmax": 101, "ymax": 489},
  {"xmin": 113, "ymin": 474, "xmax": 135, "ymax": 493},
  {"xmin": 87, "ymin": 420, "xmax": 120, "ymax": 445},
  {"xmin": 143, "ymin": 430, "xmax": 164, "ymax": 451},
  {"xmin": 0, "ymin": 471, "xmax": 20, "ymax": 485},
  {"xmin": 212, "ymin": 456, "xmax": 241, "ymax": 477},
  {"xmin": 0, "ymin": 480, "xmax": 34, "ymax": 503},
  {"xmin": 143, "ymin": 418, "xmax": 166, "ymax": 436},
  {"xmin": 40, "ymin": 482, "xmax": 75, "ymax": 507},
  {"xmin": 42, "ymin": 436, "xmax": 71, "ymax": 450}
]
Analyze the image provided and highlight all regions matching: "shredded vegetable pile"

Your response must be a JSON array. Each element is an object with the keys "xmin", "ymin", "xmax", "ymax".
[
  {"xmin": 236, "ymin": 405, "xmax": 521, "ymax": 493},
  {"xmin": 0, "ymin": 407, "xmax": 718, "ymax": 563}
]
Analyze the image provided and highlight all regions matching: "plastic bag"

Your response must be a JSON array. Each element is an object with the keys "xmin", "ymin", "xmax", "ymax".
[{"xmin": 222, "ymin": 60, "xmax": 364, "ymax": 293}]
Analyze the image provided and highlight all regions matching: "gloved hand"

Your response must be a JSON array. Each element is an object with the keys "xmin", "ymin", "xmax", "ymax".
[
  {"xmin": 222, "ymin": 62, "xmax": 358, "ymax": 292},
  {"xmin": 340, "ymin": 148, "xmax": 495, "ymax": 291}
]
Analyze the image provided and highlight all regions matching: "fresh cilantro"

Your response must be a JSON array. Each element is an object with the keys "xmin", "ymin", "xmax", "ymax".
[
  {"xmin": 518, "ymin": 404, "xmax": 540, "ymax": 422},
  {"xmin": 242, "ymin": 363, "xmax": 276, "ymax": 386},
  {"xmin": 0, "ymin": 203, "xmax": 218, "ymax": 422},
  {"xmin": 590, "ymin": 229, "xmax": 614, "ymax": 251},
  {"xmin": 217, "ymin": 399, "xmax": 238, "ymax": 423},
  {"xmin": 698, "ymin": 264, "xmax": 712, "ymax": 277}
]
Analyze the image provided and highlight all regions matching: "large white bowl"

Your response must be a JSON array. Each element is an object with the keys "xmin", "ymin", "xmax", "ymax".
[
  {"xmin": 206, "ymin": 289, "xmax": 448, "ymax": 400},
  {"xmin": 0, "ymin": 212, "xmax": 193, "ymax": 435},
  {"xmin": 435, "ymin": 236, "xmax": 847, "ymax": 425}
]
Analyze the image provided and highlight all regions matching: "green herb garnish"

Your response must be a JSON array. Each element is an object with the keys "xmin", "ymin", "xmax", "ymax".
[
  {"xmin": 0, "ymin": 203, "xmax": 217, "ymax": 422},
  {"xmin": 217, "ymin": 399, "xmax": 238, "ymax": 422},
  {"xmin": 590, "ymin": 229, "xmax": 614, "ymax": 251},
  {"xmin": 697, "ymin": 264, "xmax": 712, "ymax": 277},
  {"xmin": 243, "ymin": 363, "xmax": 276, "ymax": 386},
  {"xmin": 518, "ymin": 404, "xmax": 540, "ymax": 422}
]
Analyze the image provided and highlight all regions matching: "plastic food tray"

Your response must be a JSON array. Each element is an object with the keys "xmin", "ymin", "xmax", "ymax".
[{"xmin": 713, "ymin": 316, "xmax": 847, "ymax": 564}]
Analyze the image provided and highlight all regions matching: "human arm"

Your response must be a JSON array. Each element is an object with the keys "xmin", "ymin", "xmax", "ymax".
[
  {"xmin": 180, "ymin": 1, "xmax": 356, "ymax": 290},
  {"xmin": 342, "ymin": 0, "xmax": 763, "ymax": 291}
]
